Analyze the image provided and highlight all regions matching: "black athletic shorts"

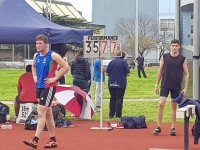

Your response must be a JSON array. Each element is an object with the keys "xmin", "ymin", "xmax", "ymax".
[
  {"xmin": 160, "ymin": 88, "xmax": 180, "ymax": 99},
  {"xmin": 36, "ymin": 87, "xmax": 56, "ymax": 107}
]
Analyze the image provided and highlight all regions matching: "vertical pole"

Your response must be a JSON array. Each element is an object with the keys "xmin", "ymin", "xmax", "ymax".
[
  {"xmin": 24, "ymin": 44, "xmax": 26, "ymax": 60},
  {"xmin": 46, "ymin": 0, "xmax": 49, "ymax": 20},
  {"xmin": 184, "ymin": 114, "xmax": 189, "ymax": 150},
  {"xmin": 12, "ymin": 45, "xmax": 14, "ymax": 62},
  {"xmin": 175, "ymin": 0, "xmax": 180, "ymax": 40},
  {"xmin": 100, "ymin": 59, "xmax": 103, "ymax": 128},
  {"xmin": 49, "ymin": 0, "xmax": 52, "ymax": 21},
  {"xmin": 135, "ymin": 0, "xmax": 138, "ymax": 58},
  {"xmin": 28, "ymin": 45, "xmax": 30, "ymax": 61},
  {"xmin": 90, "ymin": 58, "xmax": 94, "ymax": 98},
  {"xmin": 193, "ymin": 0, "xmax": 200, "ymax": 99}
]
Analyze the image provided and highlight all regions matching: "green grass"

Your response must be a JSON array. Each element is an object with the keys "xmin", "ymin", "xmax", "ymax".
[
  {"xmin": 0, "ymin": 69, "xmax": 195, "ymax": 123},
  {"xmin": 0, "ymin": 69, "xmax": 160, "ymax": 100}
]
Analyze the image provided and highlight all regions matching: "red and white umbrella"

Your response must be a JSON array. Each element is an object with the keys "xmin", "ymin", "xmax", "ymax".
[{"xmin": 55, "ymin": 85, "xmax": 95, "ymax": 120}]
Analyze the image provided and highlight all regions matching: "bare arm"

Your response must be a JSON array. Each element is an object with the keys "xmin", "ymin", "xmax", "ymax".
[
  {"xmin": 182, "ymin": 59, "xmax": 189, "ymax": 96},
  {"xmin": 155, "ymin": 56, "xmax": 164, "ymax": 94},
  {"xmin": 143, "ymin": 61, "xmax": 146, "ymax": 68},
  {"xmin": 32, "ymin": 53, "xmax": 37, "ymax": 83},
  {"xmin": 52, "ymin": 53, "xmax": 70, "ymax": 81},
  {"xmin": 134, "ymin": 59, "xmax": 138, "ymax": 66}
]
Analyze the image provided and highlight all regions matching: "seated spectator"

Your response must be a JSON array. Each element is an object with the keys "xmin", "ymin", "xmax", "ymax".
[{"xmin": 14, "ymin": 65, "xmax": 37, "ymax": 121}]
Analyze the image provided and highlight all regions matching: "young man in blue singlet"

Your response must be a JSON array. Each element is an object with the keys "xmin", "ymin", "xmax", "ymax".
[{"xmin": 23, "ymin": 34, "xmax": 70, "ymax": 149}]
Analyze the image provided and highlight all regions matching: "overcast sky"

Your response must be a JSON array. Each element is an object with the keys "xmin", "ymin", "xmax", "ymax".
[
  {"xmin": 63, "ymin": 0, "xmax": 92, "ymax": 22},
  {"xmin": 63, "ymin": 0, "xmax": 175, "ymax": 21}
]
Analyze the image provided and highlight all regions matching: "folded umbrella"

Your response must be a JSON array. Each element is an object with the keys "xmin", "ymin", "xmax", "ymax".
[{"xmin": 55, "ymin": 85, "xmax": 95, "ymax": 120}]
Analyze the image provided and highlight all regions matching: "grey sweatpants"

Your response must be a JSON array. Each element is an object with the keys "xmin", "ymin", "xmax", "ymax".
[{"xmin": 95, "ymin": 82, "xmax": 104, "ymax": 107}]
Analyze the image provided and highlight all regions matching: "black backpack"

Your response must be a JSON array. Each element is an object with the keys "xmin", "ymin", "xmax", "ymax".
[
  {"xmin": 24, "ymin": 110, "xmax": 48, "ymax": 131},
  {"xmin": 24, "ymin": 110, "xmax": 38, "ymax": 130},
  {"xmin": 0, "ymin": 102, "xmax": 9, "ymax": 123},
  {"xmin": 52, "ymin": 104, "xmax": 66, "ymax": 128}
]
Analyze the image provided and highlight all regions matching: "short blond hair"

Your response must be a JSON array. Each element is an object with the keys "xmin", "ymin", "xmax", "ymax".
[{"xmin": 117, "ymin": 51, "xmax": 126, "ymax": 58}]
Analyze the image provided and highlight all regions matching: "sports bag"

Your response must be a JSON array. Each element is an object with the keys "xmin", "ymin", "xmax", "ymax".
[
  {"xmin": 24, "ymin": 110, "xmax": 38, "ymax": 130},
  {"xmin": 121, "ymin": 115, "xmax": 147, "ymax": 129},
  {"xmin": 0, "ymin": 102, "xmax": 9, "ymax": 123},
  {"xmin": 24, "ymin": 110, "xmax": 48, "ymax": 131},
  {"xmin": 52, "ymin": 103, "xmax": 66, "ymax": 128}
]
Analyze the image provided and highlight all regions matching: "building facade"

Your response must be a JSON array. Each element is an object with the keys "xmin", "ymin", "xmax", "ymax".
[{"xmin": 180, "ymin": 0, "xmax": 194, "ymax": 59}]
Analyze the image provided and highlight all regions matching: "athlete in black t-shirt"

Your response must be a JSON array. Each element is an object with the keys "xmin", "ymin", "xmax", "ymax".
[{"xmin": 153, "ymin": 39, "xmax": 189, "ymax": 136}]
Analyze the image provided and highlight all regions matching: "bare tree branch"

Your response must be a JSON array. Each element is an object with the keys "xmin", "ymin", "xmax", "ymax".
[{"xmin": 113, "ymin": 15, "xmax": 159, "ymax": 57}]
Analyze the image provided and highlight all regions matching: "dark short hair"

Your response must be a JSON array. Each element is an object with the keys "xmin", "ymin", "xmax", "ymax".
[
  {"xmin": 117, "ymin": 51, "xmax": 126, "ymax": 59},
  {"xmin": 35, "ymin": 34, "xmax": 48, "ymax": 44},
  {"xmin": 75, "ymin": 49, "xmax": 83, "ymax": 60},
  {"xmin": 26, "ymin": 65, "xmax": 32, "ymax": 72},
  {"xmin": 171, "ymin": 39, "xmax": 180, "ymax": 45},
  {"xmin": 139, "ymin": 52, "xmax": 142, "ymax": 56}
]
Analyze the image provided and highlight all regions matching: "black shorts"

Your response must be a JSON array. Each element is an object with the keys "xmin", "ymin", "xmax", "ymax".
[
  {"xmin": 36, "ymin": 87, "xmax": 56, "ymax": 107},
  {"xmin": 160, "ymin": 88, "xmax": 180, "ymax": 99}
]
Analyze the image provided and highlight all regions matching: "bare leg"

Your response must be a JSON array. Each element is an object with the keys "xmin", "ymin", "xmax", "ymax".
[
  {"xmin": 14, "ymin": 101, "xmax": 20, "ymax": 117},
  {"xmin": 157, "ymin": 96, "xmax": 167, "ymax": 127},
  {"xmin": 171, "ymin": 99, "xmax": 177, "ymax": 128},
  {"xmin": 35, "ymin": 105, "xmax": 48, "ymax": 138},
  {"xmin": 45, "ymin": 107, "xmax": 55, "ymax": 137}
]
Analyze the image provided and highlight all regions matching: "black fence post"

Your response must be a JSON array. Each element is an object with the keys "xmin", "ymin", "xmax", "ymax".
[{"xmin": 184, "ymin": 111, "xmax": 190, "ymax": 150}]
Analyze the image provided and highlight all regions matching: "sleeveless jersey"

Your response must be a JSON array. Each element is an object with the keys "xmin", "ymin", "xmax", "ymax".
[
  {"xmin": 35, "ymin": 50, "xmax": 58, "ymax": 88},
  {"xmin": 161, "ymin": 53, "xmax": 185, "ymax": 90}
]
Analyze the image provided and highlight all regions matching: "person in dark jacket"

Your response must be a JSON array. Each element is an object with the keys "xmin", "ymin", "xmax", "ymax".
[
  {"xmin": 134, "ymin": 52, "xmax": 147, "ymax": 78},
  {"xmin": 71, "ymin": 49, "xmax": 91, "ymax": 92},
  {"xmin": 153, "ymin": 39, "xmax": 189, "ymax": 136},
  {"xmin": 106, "ymin": 51, "xmax": 130, "ymax": 119}
]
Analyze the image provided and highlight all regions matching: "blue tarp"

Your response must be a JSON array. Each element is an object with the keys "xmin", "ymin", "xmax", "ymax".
[{"xmin": 0, "ymin": 0, "xmax": 93, "ymax": 44}]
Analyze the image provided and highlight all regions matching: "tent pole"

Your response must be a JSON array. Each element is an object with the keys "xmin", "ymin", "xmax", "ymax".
[
  {"xmin": 49, "ymin": 0, "xmax": 51, "ymax": 21},
  {"xmin": 28, "ymin": 45, "xmax": 30, "ymax": 61},
  {"xmin": 12, "ymin": 44, "xmax": 14, "ymax": 62}
]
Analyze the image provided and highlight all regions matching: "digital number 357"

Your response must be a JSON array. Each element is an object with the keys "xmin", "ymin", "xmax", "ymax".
[{"xmin": 86, "ymin": 41, "xmax": 99, "ymax": 53}]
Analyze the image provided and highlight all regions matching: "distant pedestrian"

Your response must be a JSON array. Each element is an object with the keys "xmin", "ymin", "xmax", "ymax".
[
  {"xmin": 153, "ymin": 39, "xmax": 189, "ymax": 136},
  {"xmin": 134, "ymin": 52, "xmax": 147, "ymax": 78},
  {"xmin": 106, "ymin": 51, "xmax": 130, "ymax": 118}
]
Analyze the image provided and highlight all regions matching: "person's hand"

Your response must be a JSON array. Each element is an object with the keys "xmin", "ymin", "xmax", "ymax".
[
  {"xmin": 88, "ymin": 80, "xmax": 91, "ymax": 85},
  {"xmin": 44, "ymin": 77, "xmax": 57, "ymax": 84},
  {"xmin": 143, "ymin": 65, "xmax": 145, "ymax": 68},
  {"xmin": 33, "ymin": 76, "xmax": 38, "ymax": 83},
  {"xmin": 181, "ymin": 88, "xmax": 187, "ymax": 96},
  {"xmin": 155, "ymin": 87, "xmax": 159, "ymax": 95}
]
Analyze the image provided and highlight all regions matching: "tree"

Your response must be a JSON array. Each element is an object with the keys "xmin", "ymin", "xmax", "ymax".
[
  {"xmin": 157, "ymin": 30, "xmax": 174, "ymax": 61},
  {"xmin": 113, "ymin": 15, "xmax": 159, "ymax": 57}
]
